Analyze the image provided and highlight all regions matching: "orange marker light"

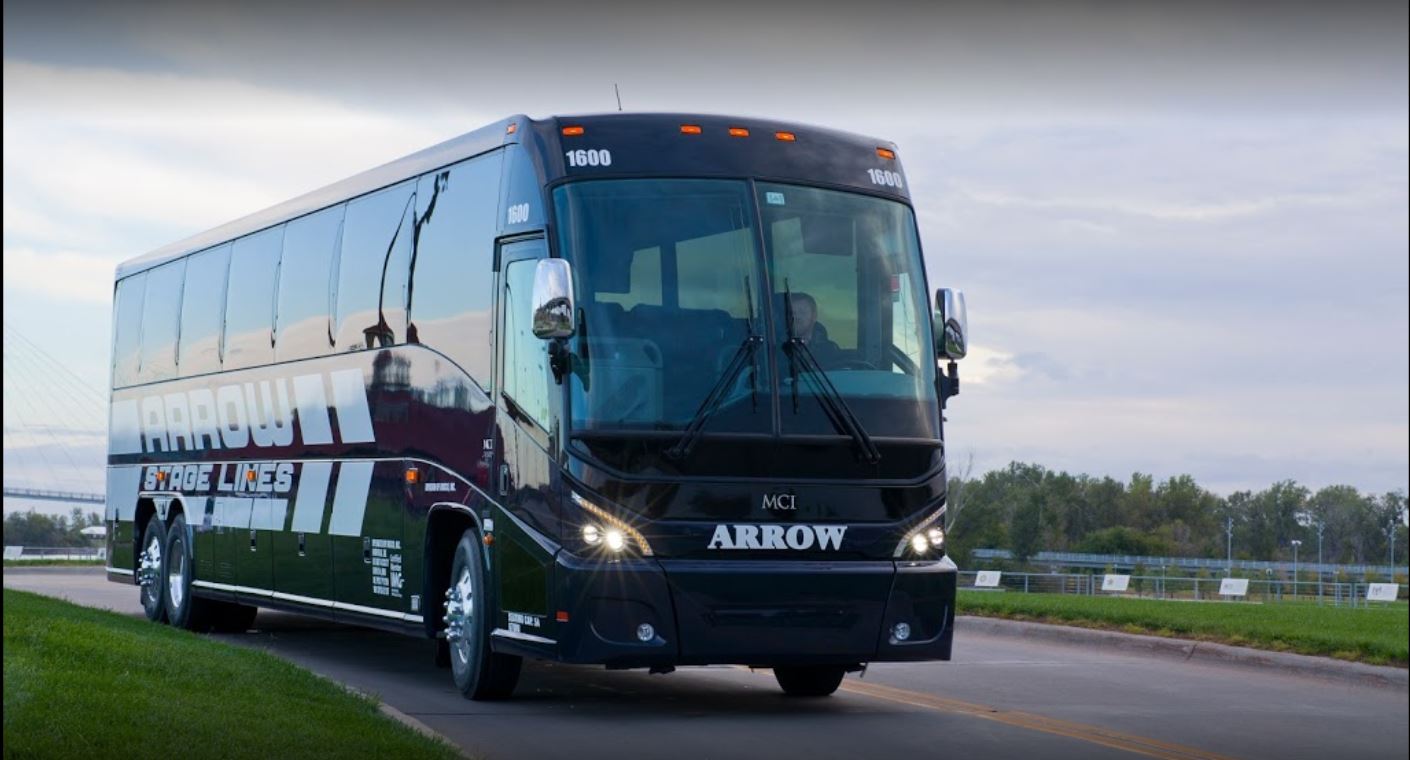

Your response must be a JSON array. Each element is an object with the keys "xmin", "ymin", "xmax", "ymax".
[
  {"xmin": 729, "ymin": 127, "xmax": 750, "ymax": 137},
  {"xmin": 405, "ymin": 468, "xmax": 419, "ymax": 484},
  {"xmin": 245, "ymin": 470, "xmax": 257, "ymax": 482},
  {"xmin": 877, "ymin": 147, "xmax": 896, "ymax": 160},
  {"xmin": 483, "ymin": 533, "xmax": 495, "ymax": 546},
  {"xmin": 775, "ymin": 131, "xmax": 797, "ymax": 142},
  {"xmin": 556, "ymin": 610, "xmax": 570, "ymax": 623},
  {"xmin": 561, "ymin": 125, "xmax": 585, "ymax": 136},
  {"xmin": 680, "ymin": 124, "xmax": 702, "ymax": 135},
  {"xmin": 155, "ymin": 470, "xmax": 166, "ymax": 481},
  {"xmin": 506, "ymin": 123, "xmax": 518, "ymax": 135}
]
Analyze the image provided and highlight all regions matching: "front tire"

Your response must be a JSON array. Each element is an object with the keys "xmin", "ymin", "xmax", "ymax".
[
  {"xmin": 138, "ymin": 518, "xmax": 167, "ymax": 623},
  {"xmin": 445, "ymin": 529, "xmax": 521, "ymax": 700},
  {"xmin": 774, "ymin": 665, "xmax": 846, "ymax": 697}
]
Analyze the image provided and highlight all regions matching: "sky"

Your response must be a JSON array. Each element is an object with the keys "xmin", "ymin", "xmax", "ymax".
[{"xmin": 3, "ymin": 0, "xmax": 1407, "ymax": 511}]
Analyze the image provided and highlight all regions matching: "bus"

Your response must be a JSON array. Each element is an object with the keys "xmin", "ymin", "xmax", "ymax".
[{"xmin": 105, "ymin": 113, "xmax": 969, "ymax": 700}]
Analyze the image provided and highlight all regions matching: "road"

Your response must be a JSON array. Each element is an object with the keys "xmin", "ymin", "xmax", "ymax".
[{"xmin": 5, "ymin": 568, "xmax": 1406, "ymax": 760}]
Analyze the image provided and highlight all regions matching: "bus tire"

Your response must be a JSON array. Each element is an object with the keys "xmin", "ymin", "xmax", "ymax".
[
  {"xmin": 773, "ymin": 665, "xmax": 846, "ymax": 697},
  {"xmin": 138, "ymin": 518, "xmax": 167, "ymax": 623},
  {"xmin": 446, "ymin": 529, "xmax": 522, "ymax": 700},
  {"xmin": 163, "ymin": 513, "xmax": 217, "ymax": 631}
]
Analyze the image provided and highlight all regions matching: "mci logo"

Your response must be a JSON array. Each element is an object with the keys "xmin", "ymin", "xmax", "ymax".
[{"xmin": 761, "ymin": 492, "xmax": 796, "ymax": 511}]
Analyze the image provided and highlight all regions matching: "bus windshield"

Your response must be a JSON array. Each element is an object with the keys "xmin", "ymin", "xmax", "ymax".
[{"xmin": 553, "ymin": 178, "xmax": 938, "ymax": 444}]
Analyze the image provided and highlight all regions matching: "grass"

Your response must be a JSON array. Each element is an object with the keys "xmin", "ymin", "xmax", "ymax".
[
  {"xmin": 2, "ymin": 589, "xmax": 461, "ymax": 759},
  {"xmin": 959, "ymin": 589, "xmax": 1409, "ymax": 667},
  {"xmin": 3, "ymin": 559, "xmax": 105, "ymax": 567}
]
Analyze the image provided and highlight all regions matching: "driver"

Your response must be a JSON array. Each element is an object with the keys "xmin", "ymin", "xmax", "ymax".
[{"xmin": 787, "ymin": 292, "xmax": 844, "ymax": 368}]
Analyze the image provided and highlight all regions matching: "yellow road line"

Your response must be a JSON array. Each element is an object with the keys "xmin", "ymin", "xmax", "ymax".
[{"xmin": 743, "ymin": 668, "xmax": 1239, "ymax": 760}]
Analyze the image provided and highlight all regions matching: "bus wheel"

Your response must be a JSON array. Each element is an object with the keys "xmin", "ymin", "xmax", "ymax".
[
  {"xmin": 163, "ymin": 513, "xmax": 216, "ymax": 631},
  {"xmin": 444, "ymin": 529, "xmax": 522, "ymax": 700},
  {"xmin": 138, "ymin": 518, "xmax": 167, "ymax": 623},
  {"xmin": 774, "ymin": 666, "xmax": 846, "ymax": 697}
]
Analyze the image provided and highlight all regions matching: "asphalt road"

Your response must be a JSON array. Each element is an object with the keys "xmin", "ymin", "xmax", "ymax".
[{"xmin": 6, "ymin": 567, "xmax": 1406, "ymax": 760}]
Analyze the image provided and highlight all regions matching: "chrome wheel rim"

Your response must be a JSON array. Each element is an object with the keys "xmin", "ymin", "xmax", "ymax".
[
  {"xmin": 444, "ymin": 567, "xmax": 474, "ymax": 667},
  {"xmin": 168, "ymin": 538, "xmax": 186, "ymax": 611},
  {"xmin": 139, "ymin": 533, "xmax": 162, "ymax": 604}
]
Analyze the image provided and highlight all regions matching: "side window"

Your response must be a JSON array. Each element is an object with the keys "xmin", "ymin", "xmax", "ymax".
[
  {"xmin": 276, "ymin": 205, "xmax": 344, "ymax": 361},
  {"xmin": 408, "ymin": 151, "xmax": 504, "ymax": 386},
  {"xmin": 136, "ymin": 259, "xmax": 186, "ymax": 383},
  {"xmin": 179, "ymin": 244, "xmax": 231, "ymax": 376},
  {"xmin": 111, "ymin": 274, "xmax": 147, "ymax": 388},
  {"xmin": 501, "ymin": 257, "xmax": 550, "ymax": 429},
  {"xmin": 334, "ymin": 181, "xmax": 415, "ymax": 352},
  {"xmin": 223, "ymin": 226, "xmax": 284, "ymax": 370}
]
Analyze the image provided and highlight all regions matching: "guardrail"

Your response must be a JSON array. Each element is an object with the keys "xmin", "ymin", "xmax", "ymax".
[
  {"xmin": 969, "ymin": 549, "xmax": 1404, "ymax": 579},
  {"xmin": 3, "ymin": 545, "xmax": 107, "ymax": 561},
  {"xmin": 957, "ymin": 570, "xmax": 1407, "ymax": 608}
]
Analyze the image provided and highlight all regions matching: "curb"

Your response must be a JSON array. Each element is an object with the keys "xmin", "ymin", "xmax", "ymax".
[{"xmin": 957, "ymin": 615, "xmax": 1408, "ymax": 691}]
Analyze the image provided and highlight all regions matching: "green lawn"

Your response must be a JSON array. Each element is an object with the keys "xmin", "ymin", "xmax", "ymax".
[
  {"xmin": 2, "ymin": 589, "xmax": 461, "ymax": 759},
  {"xmin": 959, "ymin": 589, "xmax": 1409, "ymax": 667}
]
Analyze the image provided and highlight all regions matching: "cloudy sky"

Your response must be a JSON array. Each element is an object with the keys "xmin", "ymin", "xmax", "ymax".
[{"xmin": 3, "ymin": 0, "xmax": 1406, "ymax": 504}]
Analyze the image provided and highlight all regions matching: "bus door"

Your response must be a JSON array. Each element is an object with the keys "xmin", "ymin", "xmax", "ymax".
[{"xmin": 491, "ymin": 239, "xmax": 557, "ymax": 636}]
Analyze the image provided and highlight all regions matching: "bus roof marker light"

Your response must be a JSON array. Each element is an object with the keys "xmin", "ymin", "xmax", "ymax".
[
  {"xmin": 729, "ymin": 127, "xmax": 750, "ymax": 137},
  {"xmin": 561, "ymin": 125, "xmax": 585, "ymax": 136},
  {"xmin": 506, "ymin": 123, "xmax": 518, "ymax": 135},
  {"xmin": 680, "ymin": 124, "xmax": 702, "ymax": 135},
  {"xmin": 775, "ymin": 131, "xmax": 797, "ymax": 142},
  {"xmin": 877, "ymin": 147, "xmax": 896, "ymax": 160}
]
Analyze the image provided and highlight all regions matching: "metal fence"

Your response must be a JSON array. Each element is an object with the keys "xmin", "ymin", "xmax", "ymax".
[
  {"xmin": 957, "ymin": 570, "xmax": 1408, "ymax": 608},
  {"xmin": 969, "ymin": 548, "xmax": 1404, "ymax": 580},
  {"xmin": 3, "ymin": 545, "xmax": 106, "ymax": 561}
]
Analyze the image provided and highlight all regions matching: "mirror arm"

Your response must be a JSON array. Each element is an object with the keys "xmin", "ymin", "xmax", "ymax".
[
  {"xmin": 548, "ymin": 339, "xmax": 571, "ymax": 385},
  {"xmin": 938, "ymin": 360, "xmax": 960, "ymax": 408}
]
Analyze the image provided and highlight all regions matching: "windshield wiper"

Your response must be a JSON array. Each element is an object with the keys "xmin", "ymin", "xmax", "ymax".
[
  {"xmin": 782, "ymin": 282, "xmax": 882, "ymax": 464},
  {"xmin": 666, "ymin": 276, "xmax": 762, "ymax": 461}
]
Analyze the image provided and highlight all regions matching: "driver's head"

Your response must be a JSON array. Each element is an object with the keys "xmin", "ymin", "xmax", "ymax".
[{"xmin": 789, "ymin": 292, "xmax": 818, "ymax": 341}]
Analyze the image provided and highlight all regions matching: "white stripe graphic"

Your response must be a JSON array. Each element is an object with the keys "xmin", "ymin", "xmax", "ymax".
[
  {"xmin": 251, "ymin": 498, "xmax": 289, "ymax": 532},
  {"xmin": 292, "ymin": 373, "xmax": 334, "ymax": 445},
  {"xmin": 329, "ymin": 369, "xmax": 374, "ymax": 443},
  {"xmin": 328, "ymin": 461, "xmax": 374, "ymax": 536},
  {"xmin": 291, "ymin": 461, "xmax": 332, "ymax": 534},
  {"xmin": 214, "ymin": 497, "xmax": 254, "ymax": 529}
]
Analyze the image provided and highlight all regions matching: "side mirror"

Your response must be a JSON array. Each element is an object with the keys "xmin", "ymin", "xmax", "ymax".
[
  {"xmin": 935, "ymin": 288, "xmax": 968, "ymax": 360},
  {"xmin": 531, "ymin": 259, "xmax": 576, "ymax": 339}
]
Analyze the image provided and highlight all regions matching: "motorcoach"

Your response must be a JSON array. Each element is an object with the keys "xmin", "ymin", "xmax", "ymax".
[{"xmin": 105, "ymin": 113, "xmax": 969, "ymax": 699}]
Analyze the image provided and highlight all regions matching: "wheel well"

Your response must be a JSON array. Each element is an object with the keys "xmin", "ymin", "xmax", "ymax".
[
  {"xmin": 133, "ymin": 497, "xmax": 157, "ymax": 572},
  {"xmin": 424, "ymin": 507, "xmax": 480, "ymax": 638}
]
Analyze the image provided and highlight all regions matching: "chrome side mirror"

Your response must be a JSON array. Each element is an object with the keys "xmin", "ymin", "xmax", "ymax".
[
  {"xmin": 531, "ymin": 259, "xmax": 576, "ymax": 339},
  {"xmin": 935, "ymin": 288, "xmax": 967, "ymax": 360}
]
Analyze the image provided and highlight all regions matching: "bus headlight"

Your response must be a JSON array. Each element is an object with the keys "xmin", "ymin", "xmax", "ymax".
[
  {"xmin": 571, "ymin": 492, "xmax": 654, "ymax": 556},
  {"xmin": 893, "ymin": 505, "xmax": 946, "ymax": 558}
]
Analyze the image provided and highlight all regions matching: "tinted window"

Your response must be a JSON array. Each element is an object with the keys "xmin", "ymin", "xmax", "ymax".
[
  {"xmin": 501, "ymin": 257, "xmax": 550, "ymax": 428},
  {"xmin": 136, "ymin": 259, "xmax": 186, "ymax": 383},
  {"xmin": 223, "ymin": 226, "xmax": 284, "ymax": 370},
  {"xmin": 112, "ymin": 274, "xmax": 146, "ymax": 388},
  {"xmin": 178, "ymin": 244, "xmax": 231, "ymax": 376},
  {"xmin": 408, "ymin": 151, "xmax": 503, "ymax": 385},
  {"xmin": 276, "ymin": 205, "xmax": 344, "ymax": 361},
  {"xmin": 334, "ymin": 181, "xmax": 414, "ymax": 352}
]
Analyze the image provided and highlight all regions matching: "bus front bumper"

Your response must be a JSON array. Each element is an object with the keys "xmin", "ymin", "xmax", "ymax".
[{"xmin": 547, "ymin": 554, "xmax": 956, "ymax": 668}]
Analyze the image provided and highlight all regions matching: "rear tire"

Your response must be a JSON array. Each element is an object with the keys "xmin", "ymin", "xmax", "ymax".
[
  {"xmin": 774, "ymin": 665, "xmax": 846, "ymax": 697},
  {"xmin": 138, "ymin": 518, "xmax": 167, "ymax": 623},
  {"xmin": 445, "ymin": 529, "xmax": 521, "ymax": 700},
  {"xmin": 163, "ymin": 513, "xmax": 219, "ymax": 631}
]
